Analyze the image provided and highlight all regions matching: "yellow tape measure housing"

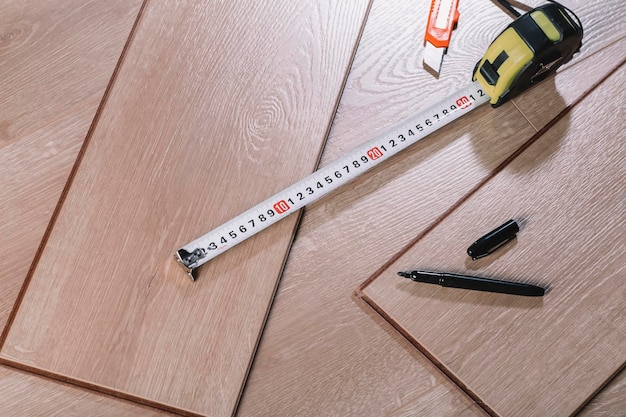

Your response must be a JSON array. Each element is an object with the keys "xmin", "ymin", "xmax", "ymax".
[{"xmin": 473, "ymin": 3, "xmax": 583, "ymax": 107}]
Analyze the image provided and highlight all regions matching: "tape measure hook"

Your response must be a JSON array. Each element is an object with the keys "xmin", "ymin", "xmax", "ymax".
[{"xmin": 175, "ymin": 248, "xmax": 203, "ymax": 281}]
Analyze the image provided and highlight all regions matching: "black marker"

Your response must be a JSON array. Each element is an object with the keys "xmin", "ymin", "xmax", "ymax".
[
  {"xmin": 467, "ymin": 219, "xmax": 519, "ymax": 260},
  {"xmin": 398, "ymin": 270, "xmax": 544, "ymax": 297}
]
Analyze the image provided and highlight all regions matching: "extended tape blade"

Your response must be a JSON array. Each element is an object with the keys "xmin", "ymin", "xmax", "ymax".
[{"xmin": 176, "ymin": 81, "xmax": 490, "ymax": 280}]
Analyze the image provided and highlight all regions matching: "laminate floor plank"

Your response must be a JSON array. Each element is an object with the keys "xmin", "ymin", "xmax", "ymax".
[
  {"xmin": 577, "ymin": 367, "xmax": 626, "ymax": 417},
  {"xmin": 0, "ymin": 1, "xmax": 371, "ymax": 416},
  {"xmin": 239, "ymin": 1, "xmax": 624, "ymax": 416},
  {"xmin": 512, "ymin": 37, "xmax": 626, "ymax": 130},
  {"xmin": 0, "ymin": 365, "xmax": 174, "ymax": 417},
  {"xmin": 0, "ymin": 0, "xmax": 143, "ymax": 150},
  {"xmin": 3, "ymin": 0, "xmax": 622, "ymax": 415},
  {"xmin": 360, "ymin": 65, "xmax": 625, "ymax": 417},
  {"xmin": 0, "ymin": 0, "xmax": 144, "ymax": 330}
]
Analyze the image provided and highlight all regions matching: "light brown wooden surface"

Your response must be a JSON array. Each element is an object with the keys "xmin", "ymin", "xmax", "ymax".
[
  {"xmin": 0, "ymin": 1, "xmax": 371, "ymax": 416},
  {"xmin": 0, "ymin": 365, "xmax": 174, "ymax": 417},
  {"xmin": 578, "ymin": 368, "xmax": 626, "ymax": 417},
  {"xmin": 360, "ymin": 64, "xmax": 626, "ymax": 416},
  {"xmin": 1, "ymin": 0, "xmax": 625, "ymax": 415},
  {"xmin": 0, "ymin": 1, "xmax": 163, "ymax": 414},
  {"xmin": 514, "ymin": 36, "xmax": 626, "ymax": 130},
  {"xmin": 0, "ymin": 0, "xmax": 143, "ymax": 330}
]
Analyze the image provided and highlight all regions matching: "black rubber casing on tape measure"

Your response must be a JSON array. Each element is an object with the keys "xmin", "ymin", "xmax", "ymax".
[{"xmin": 473, "ymin": 3, "xmax": 583, "ymax": 107}]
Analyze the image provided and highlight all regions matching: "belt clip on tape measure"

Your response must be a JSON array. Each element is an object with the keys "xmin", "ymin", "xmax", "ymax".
[
  {"xmin": 474, "ymin": 1, "xmax": 583, "ymax": 107},
  {"xmin": 175, "ymin": 2, "xmax": 583, "ymax": 280}
]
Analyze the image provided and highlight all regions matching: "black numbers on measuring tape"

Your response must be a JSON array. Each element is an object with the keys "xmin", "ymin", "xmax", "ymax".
[
  {"xmin": 259, "ymin": 209, "xmax": 275, "ymax": 222},
  {"xmin": 433, "ymin": 113, "xmax": 439, "ymax": 121},
  {"xmin": 477, "ymin": 89, "xmax": 485, "ymax": 97},
  {"xmin": 469, "ymin": 89, "xmax": 486, "ymax": 101},
  {"xmin": 325, "ymin": 175, "xmax": 333, "ymax": 184},
  {"xmin": 207, "ymin": 207, "xmax": 281, "ymax": 249}
]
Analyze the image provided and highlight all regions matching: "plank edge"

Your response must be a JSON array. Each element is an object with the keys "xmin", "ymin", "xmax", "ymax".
[{"xmin": 0, "ymin": 0, "xmax": 150, "ymax": 347}]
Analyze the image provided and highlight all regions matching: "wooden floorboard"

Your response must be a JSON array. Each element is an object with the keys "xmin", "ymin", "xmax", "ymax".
[
  {"xmin": 0, "ymin": 365, "xmax": 174, "ymax": 416},
  {"xmin": 0, "ymin": 0, "xmax": 162, "ymax": 414},
  {"xmin": 2, "ymin": 0, "xmax": 624, "ymax": 415},
  {"xmin": 0, "ymin": 0, "xmax": 143, "ymax": 330},
  {"xmin": 0, "ymin": 1, "xmax": 371, "ymax": 416},
  {"xmin": 360, "ymin": 64, "xmax": 625, "ymax": 416}
]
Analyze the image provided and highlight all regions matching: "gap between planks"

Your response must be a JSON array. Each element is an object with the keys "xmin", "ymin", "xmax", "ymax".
[
  {"xmin": 0, "ymin": 2, "xmax": 161, "ymax": 413},
  {"xmin": 510, "ymin": 34, "xmax": 626, "ymax": 132}
]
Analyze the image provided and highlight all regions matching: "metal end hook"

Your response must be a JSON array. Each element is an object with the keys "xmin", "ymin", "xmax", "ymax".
[{"xmin": 174, "ymin": 250, "xmax": 199, "ymax": 282}]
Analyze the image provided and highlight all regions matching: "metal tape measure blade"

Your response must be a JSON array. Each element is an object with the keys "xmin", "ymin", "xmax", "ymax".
[{"xmin": 176, "ymin": 81, "xmax": 490, "ymax": 278}]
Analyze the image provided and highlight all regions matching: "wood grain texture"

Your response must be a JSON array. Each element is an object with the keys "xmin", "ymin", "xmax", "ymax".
[
  {"xmin": 0, "ymin": 1, "xmax": 371, "ymax": 416},
  {"xmin": 240, "ymin": 1, "xmax": 625, "ymax": 416},
  {"xmin": 0, "ymin": 365, "xmax": 174, "ymax": 417},
  {"xmin": 1, "ymin": 108, "xmax": 95, "ymax": 322},
  {"xmin": 512, "ymin": 37, "xmax": 626, "ymax": 130},
  {"xmin": 0, "ymin": 0, "xmax": 143, "ymax": 331},
  {"xmin": 1, "ymin": 1, "xmax": 622, "ymax": 415},
  {"xmin": 0, "ymin": 0, "xmax": 143, "ymax": 149},
  {"xmin": 360, "ymin": 65, "xmax": 626, "ymax": 417},
  {"xmin": 577, "ymin": 367, "xmax": 626, "ymax": 417}
]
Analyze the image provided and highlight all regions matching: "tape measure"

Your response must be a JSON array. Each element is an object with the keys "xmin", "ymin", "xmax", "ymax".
[
  {"xmin": 175, "ymin": 2, "xmax": 583, "ymax": 280},
  {"xmin": 474, "ymin": 2, "xmax": 583, "ymax": 107}
]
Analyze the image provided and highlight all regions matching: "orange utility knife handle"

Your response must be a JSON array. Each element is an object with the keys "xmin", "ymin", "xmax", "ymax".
[{"xmin": 425, "ymin": 0, "xmax": 460, "ymax": 48}]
